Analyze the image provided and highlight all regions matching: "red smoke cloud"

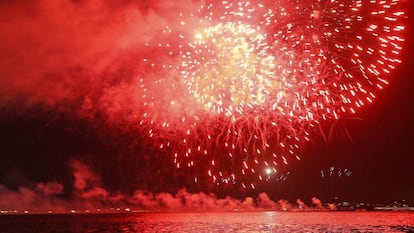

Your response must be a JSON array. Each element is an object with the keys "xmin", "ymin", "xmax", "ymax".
[
  {"xmin": 35, "ymin": 182, "xmax": 64, "ymax": 196},
  {"xmin": 0, "ymin": 0, "xmax": 200, "ymax": 123},
  {"xmin": 312, "ymin": 197, "xmax": 324, "ymax": 209},
  {"xmin": 0, "ymin": 160, "xmax": 330, "ymax": 214},
  {"xmin": 70, "ymin": 159, "xmax": 100, "ymax": 191},
  {"xmin": 296, "ymin": 198, "xmax": 307, "ymax": 210},
  {"xmin": 0, "ymin": 184, "xmax": 68, "ymax": 213}
]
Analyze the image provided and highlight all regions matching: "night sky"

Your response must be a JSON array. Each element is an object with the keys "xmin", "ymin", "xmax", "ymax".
[{"xmin": 0, "ymin": 0, "xmax": 413, "ymax": 211}]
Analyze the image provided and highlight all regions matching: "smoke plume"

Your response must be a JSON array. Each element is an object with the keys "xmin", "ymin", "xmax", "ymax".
[{"xmin": 0, "ymin": 160, "xmax": 330, "ymax": 214}]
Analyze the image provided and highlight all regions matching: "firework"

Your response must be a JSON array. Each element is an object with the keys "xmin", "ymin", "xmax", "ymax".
[
  {"xmin": 320, "ymin": 167, "xmax": 352, "ymax": 178},
  {"xmin": 139, "ymin": 0, "xmax": 405, "ymax": 188}
]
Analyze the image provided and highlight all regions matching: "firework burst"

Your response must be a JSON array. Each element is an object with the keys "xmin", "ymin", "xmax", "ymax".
[{"xmin": 138, "ymin": 0, "xmax": 405, "ymax": 188}]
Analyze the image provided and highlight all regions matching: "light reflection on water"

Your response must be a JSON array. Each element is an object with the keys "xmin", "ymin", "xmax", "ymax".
[{"xmin": 0, "ymin": 211, "xmax": 413, "ymax": 233}]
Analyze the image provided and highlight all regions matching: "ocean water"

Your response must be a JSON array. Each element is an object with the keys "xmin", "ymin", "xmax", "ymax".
[{"xmin": 0, "ymin": 211, "xmax": 413, "ymax": 233}]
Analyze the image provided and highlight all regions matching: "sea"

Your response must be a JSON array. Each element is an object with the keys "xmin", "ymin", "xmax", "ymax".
[{"xmin": 0, "ymin": 211, "xmax": 413, "ymax": 233}]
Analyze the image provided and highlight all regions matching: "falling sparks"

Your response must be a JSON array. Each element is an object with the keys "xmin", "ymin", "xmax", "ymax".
[{"xmin": 139, "ymin": 0, "xmax": 405, "ymax": 188}]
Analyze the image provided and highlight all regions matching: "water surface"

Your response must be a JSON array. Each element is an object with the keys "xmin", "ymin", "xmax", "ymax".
[{"xmin": 1, "ymin": 211, "xmax": 413, "ymax": 232}]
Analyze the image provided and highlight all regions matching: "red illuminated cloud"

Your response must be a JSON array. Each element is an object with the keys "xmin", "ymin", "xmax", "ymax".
[{"xmin": 0, "ymin": 0, "xmax": 200, "ymax": 114}]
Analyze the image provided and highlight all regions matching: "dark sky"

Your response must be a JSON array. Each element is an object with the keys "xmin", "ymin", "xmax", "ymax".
[{"xmin": 0, "ymin": 0, "xmax": 413, "ymax": 209}]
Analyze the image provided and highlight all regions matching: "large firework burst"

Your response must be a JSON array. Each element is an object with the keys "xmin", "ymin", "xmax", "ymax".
[{"xmin": 138, "ymin": 0, "xmax": 405, "ymax": 188}]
